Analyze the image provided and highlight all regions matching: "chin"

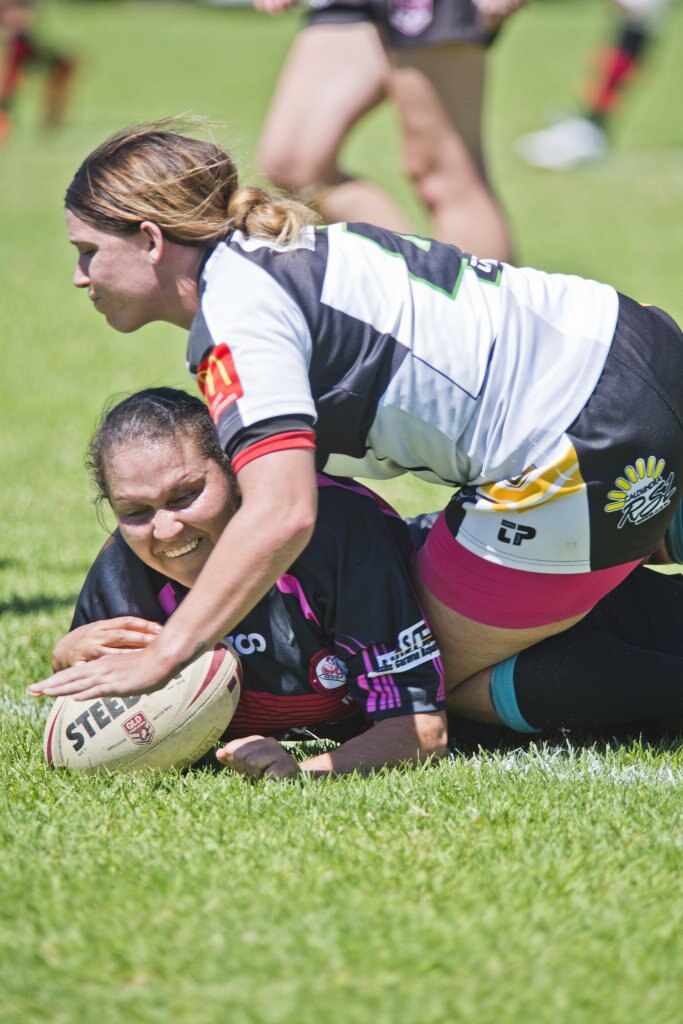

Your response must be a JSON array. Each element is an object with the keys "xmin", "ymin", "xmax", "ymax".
[
  {"xmin": 104, "ymin": 306, "xmax": 154, "ymax": 333},
  {"xmin": 106, "ymin": 315, "xmax": 144, "ymax": 334}
]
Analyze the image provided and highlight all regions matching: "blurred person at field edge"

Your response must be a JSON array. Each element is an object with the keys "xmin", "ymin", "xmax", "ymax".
[
  {"xmin": 0, "ymin": 0, "xmax": 77, "ymax": 143},
  {"xmin": 53, "ymin": 388, "xmax": 683, "ymax": 779},
  {"xmin": 255, "ymin": 0, "xmax": 525, "ymax": 263},
  {"xmin": 26, "ymin": 122, "xmax": 683, "ymax": 729},
  {"xmin": 517, "ymin": 0, "xmax": 672, "ymax": 171}
]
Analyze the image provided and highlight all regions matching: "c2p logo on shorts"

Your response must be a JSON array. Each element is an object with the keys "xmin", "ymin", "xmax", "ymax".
[{"xmin": 604, "ymin": 456, "xmax": 676, "ymax": 529}]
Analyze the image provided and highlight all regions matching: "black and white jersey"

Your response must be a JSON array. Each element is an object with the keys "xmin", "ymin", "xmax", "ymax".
[
  {"xmin": 70, "ymin": 477, "xmax": 445, "ymax": 742},
  {"xmin": 187, "ymin": 223, "xmax": 618, "ymax": 487}
]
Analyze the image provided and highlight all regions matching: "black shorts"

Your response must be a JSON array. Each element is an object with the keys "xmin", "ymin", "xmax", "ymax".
[
  {"xmin": 570, "ymin": 294, "xmax": 683, "ymax": 569},
  {"xmin": 439, "ymin": 294, "xmax": 683, "ymax": 574},
  {"xmin": 418, "ymin": 295, "xmax": 683, "ymax": 627},
  {"xmin": 305, "ymin": 0, "xmax": 496, "ymax": 49}
]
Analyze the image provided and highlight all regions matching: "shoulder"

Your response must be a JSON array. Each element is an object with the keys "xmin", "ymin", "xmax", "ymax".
[
  {"xmin": 86, "ymin": 529, "xmax": 145, "ymax": 580},
  {"xmin": 303, "ymin": 475, "xmax": 412, "ymax": 564},
  {"xmin": 72, "ymin": 531, "xmax": 181, "ymax": 627}
]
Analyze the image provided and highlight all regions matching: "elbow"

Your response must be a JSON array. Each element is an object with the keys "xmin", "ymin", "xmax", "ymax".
[
  {"xmin": 280, "ymin": 492, "xmax": 317, "ymax": 549},
  {"xmin": 293, "ymin": 504, "xmax": 317, "ymax": 542}
]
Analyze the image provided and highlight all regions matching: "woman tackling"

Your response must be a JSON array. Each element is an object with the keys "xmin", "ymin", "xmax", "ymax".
[
  {"xmin": 28, "ymin": 123, "xmax": 683, "ymax": 730},
  {"xmin": 54, "ymin": 388, "xmax": 683, "ymax": 779}
]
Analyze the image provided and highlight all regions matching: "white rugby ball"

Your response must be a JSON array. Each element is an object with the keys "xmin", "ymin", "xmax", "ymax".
[{"xmin": 43, "ymin": 643, "xmax": 241, "ymax": 772}]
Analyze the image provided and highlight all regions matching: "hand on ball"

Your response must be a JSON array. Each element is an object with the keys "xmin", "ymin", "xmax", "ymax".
[{"xmin": 52, "ymin": 617, "xmax": 163, "ymax": 671}]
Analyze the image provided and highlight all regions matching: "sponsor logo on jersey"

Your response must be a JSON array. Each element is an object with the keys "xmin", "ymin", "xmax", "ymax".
[
  {"xmin": 366, "ymin": 620, "xmax": 439, "ymax": 678},
  {"xmin": 604, "ymin": 457, "xmax": 676, "ymax": 528},
  {"xmin": 310, "ymin": 649, "xmax": 349, "ymax": 693},
  {"xmin": 196, "ymin": 343, "xmax": 244, "ymax": 423},
  {"xmin": 388, "ymin": 0, "xmax": 433, "ymax": 37},
  {"xmin": 122, "ymin": 711, "xmax": 155, "ymax": 746},
  {"xmin": 497, "ymin": 520, "xmax": 537, "ymax": 546},
  {"xmin": 225, "ymin": 632, "xmax": 267, "ymax": 656}
]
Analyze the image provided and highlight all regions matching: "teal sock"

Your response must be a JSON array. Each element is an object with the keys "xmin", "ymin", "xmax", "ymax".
[{"xmin": 490, "ymin": 656, "xmax": 542, "ymax": 734}]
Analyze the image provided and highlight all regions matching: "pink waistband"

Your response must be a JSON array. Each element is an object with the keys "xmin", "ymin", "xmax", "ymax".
[{"xmin": 417, "ymin": 512, "xmax": 640, "ymax": 628}]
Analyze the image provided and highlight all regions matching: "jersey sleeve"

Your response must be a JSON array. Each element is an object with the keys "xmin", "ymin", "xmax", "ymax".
[
  {"xmin": 187, "ymin": 245, "xmax": 317, "ymax": 473},
  {"xmin": 291, "ymin": 480, "xmax": 445, "ymax": 720},
  {"xmin": 70, "ymin": 531, "xmax": 184, "ymax": 629}
]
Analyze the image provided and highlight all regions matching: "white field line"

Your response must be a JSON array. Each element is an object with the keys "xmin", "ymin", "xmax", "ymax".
[
  {"xmin": 461, "ymin": 745, "xmax": 683, "ymax": 786},
  {"xmin": 1, "ymin": 692, "xmax": 51, "ymax": 723}
]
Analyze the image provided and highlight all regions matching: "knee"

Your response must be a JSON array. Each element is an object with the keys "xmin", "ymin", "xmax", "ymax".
[
  {"xmin": 257, "ymin": 135, "xmax": 330, "ymax": 196},
  {"xmin": 410, "ymin": 158, "xmax": 483, "ymax": 217},
  {"xmin": 402, "ymin": 132, "xmax": 484, "ymax": 214},
  {"xmin": 257, "ymin": 143, "xmax": 304, "ymax": 194}
]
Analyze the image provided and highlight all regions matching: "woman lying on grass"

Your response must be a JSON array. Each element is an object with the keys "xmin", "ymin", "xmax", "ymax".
[
  {"xmin": 52, "ymin": 387, "xmax": 449, "ymax": 777},
  {"xmin": 44, "ymin": 388, "xmax": 683, "ymax": 778}
]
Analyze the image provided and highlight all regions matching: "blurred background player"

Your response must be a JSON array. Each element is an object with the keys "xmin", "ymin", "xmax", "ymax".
[
  {"xmin": 516, "ymin": 0, "xmax": 672, "ymax": 171},
  {"xmin": 0, "ymin": 0, "xmax": 76, "ymax": 144},
  {"xmin": 256, "ymin": 0, "xmax": 526, "ymax": 262}
]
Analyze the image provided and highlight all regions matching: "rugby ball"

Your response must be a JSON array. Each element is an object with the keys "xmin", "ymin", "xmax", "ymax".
[{"xmin": 43, "ymin": 643, "xmax": 241, "ymax": 772}]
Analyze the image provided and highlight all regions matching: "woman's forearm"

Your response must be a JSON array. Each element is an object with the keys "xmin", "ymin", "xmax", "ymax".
[
  {"xmin": 154, "ymin": 449, "xmax": 318, "ymax": 673},
  {"xmin": 298, "ymin": 711, "xmax": 449, "ymax": 775}
]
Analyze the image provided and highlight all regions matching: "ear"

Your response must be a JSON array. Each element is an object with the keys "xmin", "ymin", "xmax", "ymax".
[{"xmin": 139, "ymin": 221, "xmax": 165, "ymax": 265}]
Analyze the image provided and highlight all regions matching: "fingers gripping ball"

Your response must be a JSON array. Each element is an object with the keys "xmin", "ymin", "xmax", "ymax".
[{"xmin": 43, "ymin": 644, "xmax": 241, "ymax": 772}]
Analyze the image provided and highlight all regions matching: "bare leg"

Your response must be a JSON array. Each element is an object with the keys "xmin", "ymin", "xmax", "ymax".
[
  {"xmin": 418, "ymin": 579, "xmax": 585, "ymax": 694},
  {"xmin": 257, "ymin": 23, "xmax": 413, "ymax": 231},
  {"xmin": 447, "ymin": 666, "xmax": 502, "ymax": 723},
  {"xmin": 390, "ymin": 43, "xmax": 513, "ymax": 261}
]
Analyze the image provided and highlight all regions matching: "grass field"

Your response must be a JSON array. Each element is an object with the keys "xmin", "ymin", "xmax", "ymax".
[{"xmin": 1, "ymin": 2, "xmax": 682, "ymax": 1021}]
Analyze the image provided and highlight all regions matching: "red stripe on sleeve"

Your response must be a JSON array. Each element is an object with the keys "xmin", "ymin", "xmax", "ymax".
[{"xmin": 232, "ymin": 431, "xmax": 316, "ymax": 475}]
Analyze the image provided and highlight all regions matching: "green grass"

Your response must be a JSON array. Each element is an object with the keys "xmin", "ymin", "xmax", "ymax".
[{"xmin": 1, "ymin": 2, "xmax": 682, "ymax": 1021}]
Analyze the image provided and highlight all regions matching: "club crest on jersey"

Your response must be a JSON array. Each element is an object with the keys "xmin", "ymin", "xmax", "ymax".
[
  {"xmin": 196, "ymin": 343, "xmax": 243, "ymax": 423},
  {"xmin": 366, "ymin": 620, "xmax": 439, "ymax": 678},
  {"xmin": 310, "ymin": 650, "xmax": 348, "ymax": 693},
  {"xmin": 604, "ymin": 456, "xmax": 676, "ymax": 528},
  {"xmin": 122, "ymin": 711, "xmax": 155, "ymax": 746},
  {"xmin": 388, "ymin": 0, "xmax": 433, "ymax": 37}
]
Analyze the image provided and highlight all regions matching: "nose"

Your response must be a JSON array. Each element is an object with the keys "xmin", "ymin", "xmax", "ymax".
[
  {"xmin": 152, "ymin": 509, "xmax": 184, "ymax": 542},
  {"xmin": 73, "ymin": 260, "xmax": 90, "ymax": 288}
]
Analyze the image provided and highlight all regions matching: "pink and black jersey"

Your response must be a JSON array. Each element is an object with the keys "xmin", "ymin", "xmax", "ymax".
[
  {"xmin": 187, "ymin": 222, "xmax": 618, "ymax": 488},
  {"xmin": 70, "ymin": 478, "xmax": 445, "ymax": 743}
]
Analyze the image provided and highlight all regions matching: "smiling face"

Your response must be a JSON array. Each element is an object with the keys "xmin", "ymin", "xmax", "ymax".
[
  {"xmin": 66, "ymin": 209, "xmax": 166, "ymax": 333},
  {"xmin": 104, "ymin": 433, "xmax": 237, "ymax": 587}
]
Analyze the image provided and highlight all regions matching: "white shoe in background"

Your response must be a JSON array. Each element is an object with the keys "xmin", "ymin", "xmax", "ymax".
[{"xmin": 516, "ymin": 115, "xmax": 609, "ymax": 170}]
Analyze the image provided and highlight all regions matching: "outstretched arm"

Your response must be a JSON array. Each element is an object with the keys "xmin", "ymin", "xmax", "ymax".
[{"xmin": 217, "ymin": 711, "xmax": 449, "ymax": 778}]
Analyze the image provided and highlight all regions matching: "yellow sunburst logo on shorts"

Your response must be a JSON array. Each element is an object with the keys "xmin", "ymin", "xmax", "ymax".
[{"xmin": 605, "ymin": 456, "xmax": 676, "ymax": 529}]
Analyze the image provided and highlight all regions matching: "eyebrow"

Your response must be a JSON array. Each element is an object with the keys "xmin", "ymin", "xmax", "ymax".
[{"xmin": 111, "ymin": 477, "xmax": 203, "ymax": 506}]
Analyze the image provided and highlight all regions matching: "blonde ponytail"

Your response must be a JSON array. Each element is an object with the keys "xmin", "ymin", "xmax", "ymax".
[
  {"xmin": 66, "ymin": 118, "xmax": 316, "ymax": 247},
  {"xmin": 227, "ymin": 184, "xmax": 315, "ymax": 245}
]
